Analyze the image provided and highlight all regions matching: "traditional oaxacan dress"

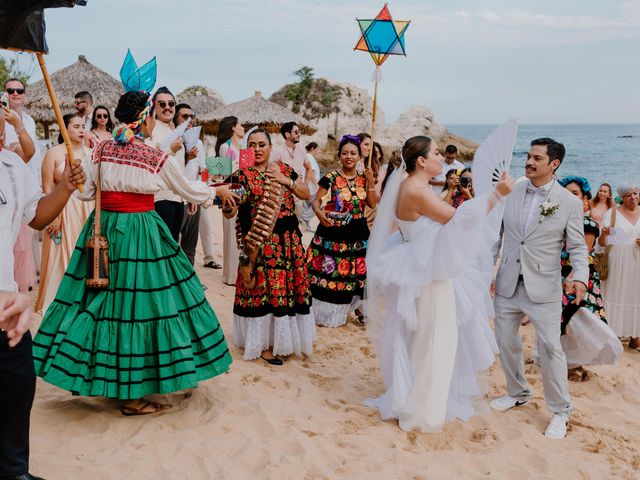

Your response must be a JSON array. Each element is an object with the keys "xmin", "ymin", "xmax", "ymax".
[
  {"xmin": 561, "ymin": 213, "xmax": 606, "ymax": 326},
  {"xmin": 232, "ymin": 161, "xmax": 315, "ymax": 360},
  {"xmin": 33, "ymin": 140, "xmax": 232, "ymax": 400},
  {"xmin": 307, "ymin": 170, "xmax": 369, "ymax": 327},
  {"xmin": 559, "ymin": 212, "xmax": 621, "ymax": 369}
]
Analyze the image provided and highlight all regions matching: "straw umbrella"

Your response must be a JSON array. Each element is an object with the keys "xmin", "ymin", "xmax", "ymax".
[
  {"xmin": 199, "ymin": 91, "xmax": 316, "ymax": 136},
  {"xmin": 25, "ymin": 54, "xmax": 124, "ymax": 138},
  {"xmin": 177, "ymin": 85, "xmax": 224, "ymax": 118}
]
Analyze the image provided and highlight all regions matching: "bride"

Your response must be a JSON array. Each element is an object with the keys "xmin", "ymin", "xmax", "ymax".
[{"xmin": 365, "ymin": 135, "xmax": 514, "ymax": 432}]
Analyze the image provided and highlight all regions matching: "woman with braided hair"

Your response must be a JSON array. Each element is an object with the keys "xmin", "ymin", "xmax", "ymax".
[
  {"xmin": 33, "ymin": 91, "xmax": 237, "ymax": 415},
  {"xmin": 224, "ymin": 129, "xmax": 315, "ymax": 365}
]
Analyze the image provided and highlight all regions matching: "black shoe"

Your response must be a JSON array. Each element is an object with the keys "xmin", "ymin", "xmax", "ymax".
[
  {"xmin": 260, "ymin": 354, "xmax": 283, "ymax": 366},
  {"xmin": 204, "ymin": 260, "xmax": 222, "ymax": 269},
  {"xmin": 1, "ymin": 474, "xmax": 47, "ymax": 480}
]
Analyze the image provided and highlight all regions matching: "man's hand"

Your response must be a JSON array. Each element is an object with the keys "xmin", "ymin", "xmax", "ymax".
[
  {"xmin": 2, "ymin": 105, "xmax": 23, "ymax": 129},
  {"xmin": 187, "ymin": 203, "xmax": 197, "ymax": 216},
  {"xmin": 170, "ymin": 137, "xmax": 183, "ymax": 154},
  {"xmin": 60, "ymin": 155, "xmax": 86, "ymax": 191},
  {"xmin": 0, "ymin": 291, "xmax": 33, "ymax": 347},
  {"xmin": 564, "ymin": 280, "xmax": 587, "ymax": 305},
  {"xmin": 186, "ymin": 146, "xmax": 198, "ymax": 161}
]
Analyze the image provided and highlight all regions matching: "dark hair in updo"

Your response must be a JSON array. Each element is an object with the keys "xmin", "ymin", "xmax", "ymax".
[
  {"xmin": 402, "ymin": 136, "xmax": 432, "ymax": 173},
  {"xmin": 247, "ymin": 128, "xmax": 272, "ymax": 145},
  {"xmin": 114, "ymin": 91, "xmax": 149, "ymax": 124},
  {"xmin": 338, "ymin": 136, "xmax": 362, "ymax": 157}
]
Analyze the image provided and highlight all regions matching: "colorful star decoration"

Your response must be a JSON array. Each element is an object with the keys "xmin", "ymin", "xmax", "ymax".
[{"xmin": 354, "ymin": 4, "xmax": 410, "ymax": 67}]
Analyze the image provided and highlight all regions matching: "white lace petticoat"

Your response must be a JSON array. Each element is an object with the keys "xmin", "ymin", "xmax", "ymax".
[{"xmin": 233, "ymin": 312, "xmax": 316, "ymax": 360}]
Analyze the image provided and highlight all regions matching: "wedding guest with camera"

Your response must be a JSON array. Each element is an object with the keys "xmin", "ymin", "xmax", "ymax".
[{"xmin": 441, "ymin": 167, "xmax": 473, "ymax": 208}]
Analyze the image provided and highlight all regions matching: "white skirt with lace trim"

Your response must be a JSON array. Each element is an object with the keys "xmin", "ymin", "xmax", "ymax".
[
  {"xmin": 313, "ymin": 297, "xmax": 362, "ymax": 328},
  {"xmin": 233, "ymin": 312, "xmax": 316, "ymax": 360}
]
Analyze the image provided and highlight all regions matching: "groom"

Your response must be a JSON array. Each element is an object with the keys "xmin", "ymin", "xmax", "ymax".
[{"xmin": 491, "ymin": 137, "xmax": 588, "ymax": 439}]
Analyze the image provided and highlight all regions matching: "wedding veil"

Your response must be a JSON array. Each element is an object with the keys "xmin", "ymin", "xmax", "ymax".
[{"xmin": 365, "ymin": 161, "xmax": 407, "ymax": 355}]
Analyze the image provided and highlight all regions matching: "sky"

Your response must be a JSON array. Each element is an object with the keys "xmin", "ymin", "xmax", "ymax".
[{"xmin": 7, "ymin": 0, "xmax": 640, "ymax": 125}]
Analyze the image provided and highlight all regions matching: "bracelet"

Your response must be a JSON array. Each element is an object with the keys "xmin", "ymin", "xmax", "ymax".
[
  {"xmin": 290, "ymin": 179, "xmax": 296, "ymax": 190},
  {"xmin": 15, "ymin": 126, "xmax": 25, "ymax": 135},
  {"xmin": 368, "ymin": 188, "xmax": 376, "ymax": 191}
]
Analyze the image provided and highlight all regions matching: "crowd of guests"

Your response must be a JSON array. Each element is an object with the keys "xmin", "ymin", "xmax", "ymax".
[{"xmin": 1, "ymin": 76, "xmax": 639, "ymax": 478}]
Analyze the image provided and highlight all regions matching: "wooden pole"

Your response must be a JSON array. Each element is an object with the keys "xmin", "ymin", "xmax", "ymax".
[
  {"xmin": 367, "ymin": 67, "xmax": 380, "ymax": 169},
  {"xmin": 36, "ymin": 52, "xmax": 84, "ymax": 192}
]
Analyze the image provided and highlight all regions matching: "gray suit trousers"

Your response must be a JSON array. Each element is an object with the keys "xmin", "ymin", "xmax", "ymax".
[{"xmin": 494, "ymin": 279, "xmax": 572, "ymax": 415}]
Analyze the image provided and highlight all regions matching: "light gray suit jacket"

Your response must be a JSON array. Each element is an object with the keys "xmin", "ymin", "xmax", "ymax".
[{"xmin": 495, "ymin": 180, "xmax": 589, "ymax": 304}]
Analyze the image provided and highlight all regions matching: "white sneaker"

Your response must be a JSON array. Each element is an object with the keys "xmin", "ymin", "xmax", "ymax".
[
  {"xmin": 545, "ymin": 413, "xmax": 569, "ymax": 439},
  {"xmin": 490, "ymin": 395, "xmax": 530, "ymax": 412}
]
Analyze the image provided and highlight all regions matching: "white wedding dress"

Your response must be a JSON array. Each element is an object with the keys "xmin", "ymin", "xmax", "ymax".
[{"xmin": 365, "ymin": 168, "xmax": 502, "ymax": 432}]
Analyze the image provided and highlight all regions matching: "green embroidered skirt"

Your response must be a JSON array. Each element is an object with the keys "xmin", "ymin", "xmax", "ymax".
[{"xmin": 33, "ymin": 209, "xmax": 232, "ymax": 400}]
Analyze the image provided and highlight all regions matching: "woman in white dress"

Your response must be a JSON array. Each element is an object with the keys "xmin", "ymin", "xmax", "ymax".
[
  {"xmin": 597, "ymin": 182, "xmax": 640, "ymax": 349},
  {"xmin": 216, "ymin": 116, "xmax": 245, "ymax": 283},
  {"xmin": 365, "ymin": 135, "xmax": 514, "ymax": 432}
]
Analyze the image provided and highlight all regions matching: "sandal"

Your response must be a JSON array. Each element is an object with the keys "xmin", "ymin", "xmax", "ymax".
[
  {"xmin": 260, "ymin": 354, "xmax": 283, "ymax": 366},
  {"xmin": 354, "ymin": 308, "xmax": 366, "ymax": 325},
  {"xmin": 568, "ymin": 368, "xmax": 583, "ymax": 382},
  {"xmin": 119, "ymin": 400, "xmax": 171, "ymax": 416}
]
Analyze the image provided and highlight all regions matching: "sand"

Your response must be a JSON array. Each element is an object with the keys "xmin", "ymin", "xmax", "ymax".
[{"xmin": 27, "ymin": 208, "xmax": 640, "ymax": 480}]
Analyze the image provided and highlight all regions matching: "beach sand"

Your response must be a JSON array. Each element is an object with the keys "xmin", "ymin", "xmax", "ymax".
[{"xmin": 27, "ymin": 208, "xmax": 640, "ymax": 480}]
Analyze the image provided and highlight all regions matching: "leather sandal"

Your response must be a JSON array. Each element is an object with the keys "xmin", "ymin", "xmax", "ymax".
[{"xmin": 119, "ymin": 400, "xmax": 171, "ymax": 416}]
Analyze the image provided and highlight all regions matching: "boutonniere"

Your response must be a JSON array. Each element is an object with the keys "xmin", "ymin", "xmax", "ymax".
[{"xmin": 539, "ymin": 200, "xmax": 559, "ymax": 222}]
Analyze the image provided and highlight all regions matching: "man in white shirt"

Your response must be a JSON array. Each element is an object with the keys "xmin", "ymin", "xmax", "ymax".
[
  {"xmin": 430, "ymin": 144, "xmax": 465, "ymax": 194},
  {"xmin": 4, "ymin": 79, "xmax": 40, "ymax": 179},
  {"xmin": 0, "ymin": 107, "xmax": 86, "ymax": 480},
  {"xmin": 73, "ymin": 90, "xmax": 93, "ymax": 133},
  {"xmin": 148, "ymin": 87, "xmax": 187, "ymax": 241},
  {"xmin": 270, "ymin": 121, "xmax": 312, "ymax": 219},
  {"xmin": 174, "ymin": 103, "xmax": 204, "ymax": 266}
]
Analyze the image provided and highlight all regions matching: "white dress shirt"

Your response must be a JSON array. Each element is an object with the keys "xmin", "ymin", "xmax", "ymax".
[
  {"xmin": 521, "ymin": 178, "xmax": 555, "ymax": 233},
  {"xmin": 184, "ymin": 139, "xmax": 206, "ymax": 182},
  {"xmin": 147, "ymin": 122, "xmax": 186, "ymax": 203},
  {"xmin": 0, "ymin": 149, "xmax": 43, "ymax": 291}
]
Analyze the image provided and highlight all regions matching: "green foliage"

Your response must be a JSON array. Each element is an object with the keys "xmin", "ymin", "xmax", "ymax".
[
  {"xmin": 284, "ymin": 66, "xmax": 315, "ymax": 113},
  {"xmin": 0, "ymin": 54, "xmax": 31, "ymax": 88},
  {"xmin": 278, "ymin": 66, "xmax": 343, "ymax": 118}
]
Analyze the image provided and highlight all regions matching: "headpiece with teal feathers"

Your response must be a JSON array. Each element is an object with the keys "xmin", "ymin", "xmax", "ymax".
[{"xmin": 113, "ymin": 49, "xmax": 157, "ymax": 144}]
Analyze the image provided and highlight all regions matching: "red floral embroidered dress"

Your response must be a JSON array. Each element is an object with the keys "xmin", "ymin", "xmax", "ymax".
[
  {"xmin": 231, "ymin": 161, "xmax": 315, "ymax": 360},
  {"xmin": 307, "ymin": 170, "xmax": 369, "ymax": 327}
]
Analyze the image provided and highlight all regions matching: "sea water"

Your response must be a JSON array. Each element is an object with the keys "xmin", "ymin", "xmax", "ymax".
[{"xmin": 449, "ymin": 124, "xmax": 640, "ymax": 195}]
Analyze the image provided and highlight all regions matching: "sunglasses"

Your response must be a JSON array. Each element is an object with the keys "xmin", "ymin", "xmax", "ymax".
[
  {"xmin": 180, "ymin": 113, "xmax": 194, "ymax": 120},
  {"xmin": 158, "ymin": 101, "xmax": 175, "ymax": 109},
  {"xmin": 6, "ymin": 88, "xmax": 25, "ymax": 95},
  {"xmin": 96, "ymin": 113, "xmax": 109, "ymax": 119},
  {"xmin": 74, "ymin": 100, "xmax": 87, "ymax": 105}
]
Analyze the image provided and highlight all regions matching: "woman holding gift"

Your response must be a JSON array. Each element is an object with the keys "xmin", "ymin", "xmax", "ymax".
[{"xmin": 308, "ymin": 135, "xmax": 378, "ymax": 327}]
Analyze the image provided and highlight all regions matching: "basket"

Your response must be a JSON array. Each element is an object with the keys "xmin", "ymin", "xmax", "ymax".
[
  {"xmin": 210, "ymin": 182, "xmax": 246, "ymax": 206},
  {"xmin": 324, "ymin": 202, "xmax": 352, "ymax": 226}
]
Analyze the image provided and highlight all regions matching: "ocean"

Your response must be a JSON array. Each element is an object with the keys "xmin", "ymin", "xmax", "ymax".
[{"xmin": 448, "ymin": 124, "xmax": 640, "ymax": 196}]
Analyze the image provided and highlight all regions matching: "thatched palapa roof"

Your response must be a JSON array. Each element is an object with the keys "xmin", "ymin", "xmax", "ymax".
[
  {"xmin": 199, "ymin": 91, "xmax": 316, "ymax": 136},
  {"xmin": 177, "ymin": 85, "xmax": 224, "ymax": 117},
  {"xmin": 25, "ymin": 55, "xmax": 124, "ymax": 124}
]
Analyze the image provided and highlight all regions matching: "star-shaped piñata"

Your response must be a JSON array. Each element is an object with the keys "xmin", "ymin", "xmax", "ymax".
[{"xmin": 355, "ymin": 4, "xmax": 410, "ymax": 66}]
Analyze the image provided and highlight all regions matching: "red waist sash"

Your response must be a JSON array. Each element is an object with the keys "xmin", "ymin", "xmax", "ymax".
[{"xmin": 101, "ymin": 191, "xmax": 154, "ymax": 213}]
